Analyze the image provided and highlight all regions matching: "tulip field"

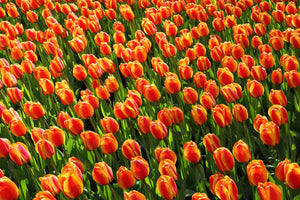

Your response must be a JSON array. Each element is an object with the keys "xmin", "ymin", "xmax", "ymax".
[{"xmin": 2, "ymin": 0, "xmax": 300, "ymax": 199}]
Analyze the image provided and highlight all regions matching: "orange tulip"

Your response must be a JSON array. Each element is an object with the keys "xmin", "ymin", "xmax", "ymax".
[
  {"xmin": 247, "ymin": 160, "xmax": 268, "ymax": 186},
  {"xmin": 217, "ymin": 67, "xmax": 234, "ymax": 86},
  {"xmin": 64, "ymin": 118, "xmax": 84, "ymax": 136},
  {"xmin": 92, "ymin": 162, "xmax": 113, "ymax": 185},
  {"xmin": 117, "ymin": 166, "xmax": 136, "ymax": 189},
  {"xmin": 204, "ymin": 80, "xmax": 219, "ymax": 98},
  {"xmin": 209, "ymin": 172, "xmax": 225, "ymax": 194},
  {"xmin": 33, "ymin": 191, "xmax": 56, "ymax": 200},
  {"xmin": 155, "ymin": 147, "xmax": 177, "ymax": 164},
  {"xmin": 232, "ymin": 140, "xmax": 252, "ymax": 163},
  {"xmin": 182, "ymin": 87, "xmax": 198, "ymax": 105},
  {"xmin": 100, "ymin": 117, "xmax": 119, "ymax": 134},
  {"xmin": 214, "ymin": 176, "xmax": 239, "ymax": 200},
  {"xmin": 285, "ymin": 164, "xmax": 300, "ymax": 189},
  {"xmin": 284, "ymin": 70, "xmax": 300, "ymax": 88},
  {"xmin": 130, "ymin": 156, "xmax": 149, "ymax": 180},
  {"xmin": 232, "ymin": 104, "xmax": 248, "ymax": 123},
  {"xmin": 269, "ymin": 90, "xmax": 287, "ymax": 107},
  {"xmin": 203, "ymin": 133, "xmax": 221, "ymax": 153},
  {"xmin": 191, "ymin": 193, "xmax": 210, "ymax": 200},
  {"xmin": 9, "ymin": 142, "xmax": 31, "ymax": 166},
  {"xmin": 213, "ymin": 147, "xmax": 235, "ymax": 172},
  {"xmin": 137, "ymin": 116, "xmax": 151, "ymax": 134},
  {"xmin": 0, "ymin": 138, "xmax": 11, "ymax": 159},
  {"xmin": 35, "ymin": 139, "xmax": 55, "ymax": 159},
  {"xmin": 100, "ymin": 133, "xmax": 118, "ymax": 155},
  {"xmin": 57, "ymin": 111, "xmax": 70, "ymax": 129},
  {"xmin": 247, "ymin": 79, "xmax": 264, "ymax": 98},
  {"xmin": 193, "ymin": 72, "xmax": 207, "ymax": 89},
  {"xmin": 268, "ymin": 105, "xmax": 288, "ymax": 126},
  {"xmin": 58, "ymin": 172, "xmax": 83, "ymax": 199},
  {"xmin": 156, "ymin": 175, "xmax": 178, "ymax": 200},
  {"xmin": 74, "ymin": 101, "xmax": 94, "ymax": 119},
  {"xmin": 9, "ymin": 119, "xmax": 27, "ymax": 137},
  {"xmin": 258, "ymin": 182, "xmax": 282, "ymax": 200},
  {"xmin": 39, "ymin": 174, "xmax": 61, "ymax": 196},
  {"xmin": 0, "ymin": 176, "xmax": 20, "ymax": 200},
  {"xmin": 121, "ymin": 139, "xmax": 141, "ymax": 160},
  {"xmin": 212, "ymin": 104, "xmax": 232, "ymax": 128},
  {"xmin": 6, "ymin": 87, "xmax": 23, "ymax": 104},
  {"xmin": 183, "ymin": 141, "xmax": 201, "ymax": 163},
  {"xmin": 150, "ymin": 120, "xmax": 168, "ymax": 140},
  {"xmin": 124, "ymin": 190, "xmax": 146, "ymax": 200},
  {"xmin": 23, "ymin": 101, "xmax": 46, "ymax": 120},
  {"xmin": 220, "ymin": 83, "xmax": 242, "ymax": 103},
  {"xmin": 80, "ymin": 131, "xmax": 100, "ymax": 151},
  {"xmin": 275, "ymin": 158, "xmax": 291, "ymax": 182},
  {"xmin": 259, "ymin": 121, "xmax": 280, "ymax": 146},
  {"xmin": 191, "ymin": 104, "xmax": 207, "ymax": 125}
]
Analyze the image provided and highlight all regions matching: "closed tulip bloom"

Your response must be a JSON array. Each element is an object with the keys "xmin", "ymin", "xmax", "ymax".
[
  {"xmin": 9, "ymin": 142, "xmax": 31, "ymax": 166},
  {"xmin": 105, "ymin": 76, "xmax": 119, "ymax": 93},
  {"xmin": 58, "ymin": 172, "xmax": 83, "ymax": 199},
  {"xmin": 56, "ymin": 88, "xmax": 75, "ymax": 105},
  {"xmin": 2, "ymin": 72, "xmax": 18, "ymax": 88},
  {"xmin": 122, "ymin": 139, "xmax": 141, "ymax": 160},
  {"xmin": 220, "ymin": 83, "xmax": 242, "ymax": 103},
  {"xmin": 100, "ymin": 117, "xmax": 119, "ymax": 134},
  {"xmin": 203, "ymin": 133, "xmax": 221, "ymax": 153},
  {"xmin": 183, "ymin": 141, "xmax": 201, "ymax": 163},
  {"xmin": 232, "ymin": 104, "xmax": 248, "ymax": 123},
  {"xmin": 64, "ymin": 118, "xmax": 84, "ymax": 136},
  {"xmin": 268, "ymin": 105, "xmax": 288, "ymax": 126},
  {"xmin": 247, "ymin": 79, "xmax": 264, "ymax": 98},
  {"xmin": 0, "ymin": 176, "xmax": 20, "ymax": 200},
  {"xmin": 67, "ymin": 157, "xmax": 85, "ymax": 174},
  {"xmin": 39, "ymin": 174, "xmax": 61, "ymax": 196},
  {"xmin": 213, "ymin": 147, "xmax": 235, "ymax": 172},
  {"xmin": 204, "ymin": 80, "xmax": 219, "ymax": 98},
  {"xmin": 157, "ymin": 175, "xmax": 177, "ymax": 200},
  {"xmin": 80, "ymin": 131, "xmax": 100, "ymax": 151},
  {"xmin": 237, "ymin": 62, "xmax": 251, "ymax": 79},
  {"xmin": 2, "ymin": 108, "xmax": 21, "ymax": 124},
  {"xmin": 209, "ymin": 173, "xmax": 225, "ymax": 194},
  {"xmin": 73, "ymin": 65, "xmax": 87, "ymax": 81},
  {"xmin": 24, "ymin": 101, "xmax": 46, "ymax": 120},
  {"xmin": 74, "ymin": 101, "xmax": 94, "ymax": 119},
  {"xmin": 33, "ymin": 191, "xmax": 56, "ymax": 200},
  {"xmin": 137, "ymin": 116, "xmax": 151, "ymax": 134},
  {"xmin": 191, "ymin": 104, "xmax": 207, "ymax": 126},
  {"xmin": 157, "ymin": 108, "xmax": 173, "ymax": 127},
  {"xmin": 191, "ymin": 192, "xmax": 210, "ymax": 200},
  {"xmin": 269, "ymin": 90, "xmax": 287, "ymax": 107},
  {"xmin": 100, "ymin": 133, "xmax": 118, "ymax": 155},
  {"xmin": 114, "ymin": 102, "xmax": 127, "ymax": 120},
  {"xmin": 214, "ymin": 176, "xmax": 239, "ymax": 200},
  {"xmin": 125, "ymin": 190, "xmax": 147, "ymax": 200},
  {"xmin": 247, "ymin": 160, "xmax": 268, "ymax": 186},
  {"xmin": 164, "ymin": 76, "xmax": 181, "ymax": 94},
  {"xmin": 232, "ymin": 140, "xmax": 252, "ymax": 163},
  {"xmin": 284, "ymin": 70, "xmax": 300, "ymax": 88},
  {"xmin": 61, "ymin": 162, "xmax": 83, "ymax": 181},
  {"xmin": 9, "ymin": 120, "xmax": 27, "ymax": 137},
  {"xmin": 212, "ymin": 104, "xmax": 232, "ymax": 128},
  {"xmin": 253, "ymin": 114, "xmax": 269, "ymax": 132},
  {"xmin": 182, "ymin": 87, "xmax": 198, "ymax": 105},
  {"xmin": 6, "ymin": 87, "xmax": 23, "ymax": 104},
  {"xmin": 57, "ymin": 111, "xmax": 70, "ymax": 129},
  {"xmin": 170, "ymin": 106, "xmax": 184, "ymax": 124},
  {"xmin": 197, "ymin": 56, "xmax": 211, "ymax": 72},
  {"xmin": 144, "ymin": 84, "xmax": 161, "ymax": 102},
  {"xmin": 194, "ymin": 72, "xmax": 207, "ymax": 89},
  {"xmin": 251, "ymin": 65, "xmax": 267, "ymax": 82},
  {"xmin": 150, "ymin": 120, "xmax": 168, "ymax": 140},
  {"xmin": 159, "ymin": 159, "xmax": 178, "ymax": 181},
  {"xmin": 275, "ymin": 158, "xmax": 291, "ymax": 182},
  {"xmin": 285, "ymin": 164, "xmax": 300, "ymax": 189},
  {"xmin": 217, "ymin": 67, "xmax": 234, "ymax": 86},
  {"xmin": 117, "ymin": 166, "xmax": 136, "ymax": 189},
  {"xmin": 155, "ymin": 147, "xmax": 177, "ymax": 164},
  {"xmin": 130, "ymin": 156, "xmax": 149, "ymax": 180},
  {"xmin": 179, "ymin": 65, "xmax": 193, "ymax": 80},
  {"xmin": 35, "ymin": 139, "xmax": 55, "ymax": 159},
  {"xmin": 0, "ymin": 138, "xmax": 11, "ymax": 159},
  {"xmin": 92, "ymin": 162, "xmax": 113, "ymax": 185},
  {"xmin": 259, "ymin": 121, "xmax": 280, "ymax": 146},
  {"xmin": 258, "ymin": 182, "xmax": 282, "ymax": 200},
  {"xmin": 39, "ymin": 79, "xmax": 54, "ymax": 96}
]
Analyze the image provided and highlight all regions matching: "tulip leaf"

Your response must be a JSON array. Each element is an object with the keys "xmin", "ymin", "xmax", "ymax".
[{"xmin": 66, "ymin": 137, "xmax": 74, "ymax": 155}]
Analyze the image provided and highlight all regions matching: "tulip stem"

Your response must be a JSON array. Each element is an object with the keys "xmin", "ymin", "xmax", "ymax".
[
  {"xmin": 49, "ymin": 158, "xmax": 59, "ymax": 174},
  {"xmin": 89, "ymin": 118, "xmax": 97, "ymax": 132},
  {"xmin": 112, "ymin": 152, "xmax": 119, "ymax": 168},
  {"xmin": 196, "ymin": 164, "xmax": 207, "ymax": 193},
  {"xmin": 93, "ymin": 149, "xmax": 100, "ymax": 162},
  {"xmin": 42, "ymin": 117, "xmax": 50, "ymax": 128},
  {"xmin": 0, "ymin": 90, "xmax": 8, "ymax": 106},
  {"xmin": 25, "ymin": 164, "xmax": 41, "ymax": 191},
  {"xmin": 274, "ymin": 145, "xmax": 281, "ymax": 160},
  {"xmin": 108, "ymin": 184, "xmax": 118, "ymax": 200},
  {"xmin": 163, "ymin": 138, "xmax": 169, "ymax": 147},
  {"xmin": 59, "ymin": 146, "xmax": 68, "ymax": 160},
  {"xmin": 258, "ymin": 97, "xmax": 266, "ymax": 116},
  {"xmin": 49, "ymin": 94, "xmax": 59, "ymax": 114},
  {"xmin": 242, "ymin": 122, "xmax": 252, "ymax": 149},
  {"xmin": 175, "ymin": 93, "xmax": 184, "ymax": 112},
  {"xmin": 142, "ymin": 179, "xmax": 154, "ymax": 200},
  {"xmin": 146, "ymin": 133, "xmax": 154, "ymax": 153}
]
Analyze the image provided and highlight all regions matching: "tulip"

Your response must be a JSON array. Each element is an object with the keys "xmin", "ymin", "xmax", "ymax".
[
  {"xmin": 232, "ymin": 104, "xmax": 248, "ymax": 123},
  {"xmin": 2, "ymin": 108, "xmax": 21, "ymax": 124},
  {"xmin": 182, "ymin": 87, "xmax": 198, "ymax": 105},
  {"xmin": 74, "ymin": 101, "xmax": 94, "ymax": 119},
  {"xmin": 73, "ymin": 65, "xmax": 87, "ymax": 81},
  {"xmin": 275, "ymin": 158, "xmax": 291, "ymax": 182},
  {"xmin": 0, "ymin": 176, "xmax": 20, "ymax": 200},
  {"xmin": 39, "ymin": 79, "xmax": 54, "ymax": 96},
  {"xmin": 143, "ymin": 84, "xmax": 161, "ymax": 102},
  {"xmin": 232, "ymin": 140, "xmax": 252, "ymax": 163},
  {"xmin": 64, "ymin": 118, "xmax": 84, "ymax": 136},
  {"xmin": 191, "ymin": 104, "xmax": 207, "ymax": 125},
  {"xmin": 117, "ymin": 166, "xmax": 136, "ymax": 189},
  {"xmin": 209, "ymin": 173, "xmax": 225, "ymax": 194},
  {"xmin": 105, "ymin": 76, "xmax": 119, "ymax": 93},
  {"xmin": 258, "ymin": 182, "xmax": 282, "ymax": 200},
  {"xmin": 137, "ymin": 116, "xmax": 151, "ymax": 134},
  {"xmin": 213, "ymin": 147, "xmax": 235, "ymax": 172},
  {"xmin": 9, "ymin": 142, "xmax": 31, "ymax": 166},
  {"xmin": 156, "ymin": 175, "xmax": 178, "ymax": 200},
  {"xmin": 158, "ymin": 159, "xmax": 178, "ymax": 181},
  {"xmin": 191, "ymin": 193, "xmax": 210, "ymax": 200},
  {"xmin": 164, "ymin": 75, "xmax": 181, "ymax": 94},
  {"xmin": 269, "ymin": 90, "xmax": 287, "ymax": 107},
  {"xmin": 268, "ymin": 105, "xmax": 288, "ymax": 126},
  {"xmin": 57, "ymin": 111, "xmax": 70, "ymax": 129},
  {"xmin": 34, "ymin": 67, "xmax": 51, "ymax": 81},
  {"xmin": 100, "ymin": 133, "xmax": 118, "ymax": 155},
  {"xmin": 23, "ymin": 101, "xmax": 46, "ymax": 120},
  {"xmin": 33, "ymin": 191, "xmax": 56, "ymax": 200},
  {"xmin": 121, "ymin": 139, "xmax": 141, "ymax": 160},
  {"xmin": 124, "ymin": 190, "xmax": 146, "ymax": 200},
  {"xmin": 100, "ymin": 117, "xmax": 119, "ymax": 134},
  {"xmin": 9, "ymin": 119, "xmax": 27, "ymax": 138},
  {"xmin": 217, "ymin": 67, "xmax": 234, "ymax": 86},
  {"xmin": 56, "ymin": 88, "xmax": 75, "ymax": 105},
  {"xmin": 284, "ymin": 70, "xmax": 300, "ymax": 88},
  {"xmin": 193, "ymin": 72, "xmax": 207, "ymax": 89},
  {"xmin": 80, "ymin": 131, "xmax": 100, "ymax": 151},
  {"xmin": 150, "ymin": 120, "xmax": 168, "ymax": 140},
  {"xmin": 259, "ymin": 121, "xmax": 280, "ymax": 146},
  {"xmin": 130, "ymin": 156, "xmax": 149, "ymax": 180},
  {"xmin": 0, "ymin": 138, "xmax": 11, "ymax": 159},
  {"xmin": 203, "ymin": 133, "xmax": 221, "ymax": 153},
  {"xmin": 247, "ymin": 79, "xmax": 264, "ymax": 98},
  {"xmin": 247, "ymin": 160, "xmax": 268, "ymax": 186},
  {"xmin": 6, "ymin": 87, "xmax": 23, "ymax": 104},
  {"xmin": 92, "ymin": 162, "xmax": 113, "ymax": 186},
  {"xmin": 39, "ymin": 174, "xmax": 61, "ymax": 196},
  {"xmin": 204, "ymin": 80, "xmax": 219, "ymax": 98},
  {"xmin": 197, "ymin": 56, "xmax": 211, "ymax": 72},
  {"xmin": 35, "ymin": 139, "xmax": 55, "ymax": 159},
  {"xmin": 2, "ymin": 72, "xmax": 18, "ymax": 88},
  {"xmin": 58, "ymin": 172, "xmax": 83, "ymax": 199},
  {"xmin": 68, "ymin": 157, "xmax": 85, "ymax": 174},
  {"xmin": 285, "ymin": 163, "xmax": 300, "ymax": 189},
  {"xmin": 220, "ymin": 83, "xmax": 242, "ymax": 103},
  {"xmin": 212, "ymin": 104, "xmax": 232, "ymax": 128},
  {"xmin": 183, "ymin": 141, "xmax": 201, "ymax": 163},
  {"xmin": 214, "ymin": 176, "xmax": 239, "ymax": 200},
  {"xmin": 155, "ymin": 147, "xmax": 177, "ymax": 164}
]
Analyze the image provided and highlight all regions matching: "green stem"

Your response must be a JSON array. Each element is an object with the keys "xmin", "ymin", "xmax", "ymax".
[
  {"xmin": 108, "ymin": 184, "xmax": 118, "ymax": 200},
  {"xmin": 25, "ymin": 164, "xmax": 41, "ymax": 191},
  {"xmin": 93, "ymin": 149, "xmax": 100, "ymax": 162},
  {"xmin": 142, "ymin": 179, "xmax": 154, "ymax": 200},
  {"xmin": 49, "ymin": 157, "xmax": 59, "ymax": 174}
]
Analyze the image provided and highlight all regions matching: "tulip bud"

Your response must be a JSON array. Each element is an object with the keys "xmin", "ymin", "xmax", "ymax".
[
  {"xmin": 6, "ymin": 87, "xmax": 23, "ymax": 104},
  {"xmin": 144, "ymin": 84, "xmax": 161, "ymax": 102},
  {"xmin": 156, "ymin": 175, "xmax": 178, "ymax": 200},
  {"xmin": 74, "ymin": 101, "xmax": 94, "ymax": 119},
  {"xmin": 212, "ymin": 104, "xmax": 232, "ymax": 128},
  {"xmin": 191, "ymin": 193, "xmax": 210, "ymax": 200},
  {"xmin": 232, "ymin": 104, "xmax": 248, "ymax": 123},
  {"xmin": 35, "ymin": 139, "xmax": 55, "ymax": 159},
  {"xmin": 117, "ymin": 166, "xmax": 136, "ymax": 189},
  {"xmin": 122, "ymin": 139, "xmax": 141, "ymax": 160},
  {"xmin": 213, "ymin": 147, "xmax": 235, "ymax": 172},
  {"xmin": 258, "ymin": 182, "xmax": 282, "ymax": 200},
  {"xmin": 39, "ymin": 174, "xmax": 61, "ymax": 196},
  {"xmin": 124, "ymin": 190, "xmax": 146, "ymax": 200},
  {"xmin": 247, "ymin": 79, "xmax": 264, "ymax": 98},
  {"xmin": 284, "ymin": 70, "xmax": 300, "ymax": 88},
  {"xmin": 232, "ymin": 140, "xmax": 252, "ymax": 163},
  {"xmin": 275, "ymin": 158, "xmax": 290, "ymax": 182},
  {"xmin": 80, "ymin": 131, "xmax": 100, "ymax": 151},
  {"xmin": 9, "ymin": 119, "xmax": 27, "ymax": 137},
  {"xmin": 203, "ymin": 133, "xmax": 221, "ymax": 153},
  {"xmin": 214, "ymin": 176, "xmax": 239, "ymax": 200},
  {"xmin": 183, "ymin": 141, "xmax": 201, "ymax": 163},
  {"xmin": 64, "ymin": 118, "xmax": 84, "ymax": 136},
  {"xmin": 150, "ymin": 120, "xmax": 168, "ymax": 140},
  {"xmin": 268, "ymin": 105, "xmax": 288, "ymax": 126},
  {"xmin": 204, "ymin": 80, "xmax": 219, "ymax": 98},
  {"xmin": 209, "ymin": 173, "xmax": 225, "ymax": 194},
  {"xmin": 57, "ymin": 111, "xmax": 70, "ymax": 129},
  {"xmin": 137, "ymin": 116, "xmax": 151, "ymax": 134},
  {"xmin": 130, "ymin": 156, "xmax": 149, "ymax": 180},
  {"xmin": 191, "ymin": 104, "xmax": 207, "ymax": 125},
  {"xmin": 193, "ymin": 72, "xmax": 207, "ymax": 89},
  {"xmin": 9, "ymin": 142, "xmax": 31, "ymax": 166},
  {"xmin": 247, "ymin": 160, "xmax": 268, "ymax": 186},
  {"xmin": 58, "ymin": 172, "xmax": 83, "ymax": 199},
  {"xmin": 259, "ymin": 121, "xmax": 280, "ymax": 146},
  {"xmin": 92, "ymin": 162, "xmax": 113, "ymax": 185},
  {"xmin": 0, "ymin": 138, "xmax": 11, "ymax": 159},
  {"xmin": 0, "ymin": 176, "xmax": 20, "ymax": 200},
  {"xmin": 182, "ymin": 87, "xmax": 198, "ymax": 105},
  {"xmin": 217, "ymin": 67, "xmax": 234, "ymax": 86},
  {"xmin": 100, "ymin": 133, "xmax": 118, "ymax": 155}
]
